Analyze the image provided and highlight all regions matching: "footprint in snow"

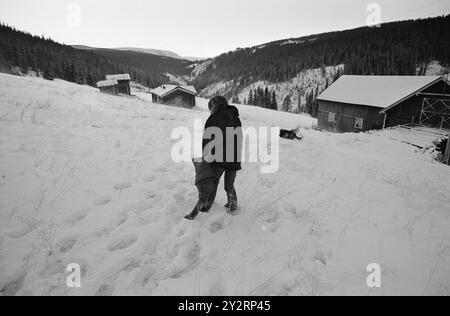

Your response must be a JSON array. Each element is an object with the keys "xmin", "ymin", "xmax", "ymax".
[
  {"xmin": 258, "ymin": 175, "xmax": 276, "ymax": 189},
  {"xmin": 209, "ymin": 219, "xmax": 226, "ymax": 234},
  {"xmin": 134, "ymin": 210, "xmax": 164, "ymax": 227},
  {"xmin": 95, "ymin": 284, "xmax": 114, "ymax": 296},
  {"xmin": 143, "ymin": 175, "xmax": 156, "ymax": 183},
  {"xmin": 65, "ymin": 208, "xmax": 92, "ymax": 225},
  {"xmin": 176, "ymin": 226, "xmax": 188, "ymax": 238},
  {"xmin": 124, "ymin": 200, "xmax": 154, "ymax": 214},
  {"xmin": 91, "ymin": 214, "xmax": 129, "ymax": 238},
  {"xmin": 0, "ymin": 274, "xmax": 26, "ymax": 296},
  {"xmin": 169, "ymin": 243, "xmax": 201, "ymax": 279},
  {"xmin": 7, "ymin": 225, "xmax": 36, "ymax": 240},
  {"xmin": 58, "ymin": 235, "xmax": 79, "ymax": 253},
  {"xmin": 93, "ymin": 195, "xmax": 111, "ymax": 206},
  {"xmin": 107, "ymin": 234, "xmax": 138, "ymax": 251},
  {"xmin": 113, "ymin": 182, "xmax": 132, "ymax": 190},
  {"xmin": 39, "ymin": 258, "xmax": 64, "ymax": 278}
]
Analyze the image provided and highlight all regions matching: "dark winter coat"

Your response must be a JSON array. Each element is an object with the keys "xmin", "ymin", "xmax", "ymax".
[
  {"xmin": 202, "ymin": 103, "xmax": 243, "ymax": 171},
  {"xmin": 193, "ymin": 159, "xmax": 220, "ymax": 186}
]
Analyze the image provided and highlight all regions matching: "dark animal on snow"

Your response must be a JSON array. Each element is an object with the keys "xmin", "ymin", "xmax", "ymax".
[{"xmin": 280, "ymin": 129, "xmax": 303, "ymax": 140}]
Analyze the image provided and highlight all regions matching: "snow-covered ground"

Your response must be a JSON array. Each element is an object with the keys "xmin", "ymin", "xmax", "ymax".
[{"xmin": 1, "ymin": 74, "xmax": 450, "ymax": 296}]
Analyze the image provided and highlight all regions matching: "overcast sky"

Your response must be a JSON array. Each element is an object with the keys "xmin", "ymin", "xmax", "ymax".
[{"xmin": 0, "ymin": 0, "xmax": 449, "ymax": 58}]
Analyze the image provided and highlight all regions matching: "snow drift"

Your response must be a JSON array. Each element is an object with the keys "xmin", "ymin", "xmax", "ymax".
[{"xmin": 0, "ymin": 74, "xmax": 449, "ymax": 296}]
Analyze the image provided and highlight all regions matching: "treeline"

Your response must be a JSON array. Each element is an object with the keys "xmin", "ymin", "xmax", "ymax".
[
  {"xmin": 300, "ymin": 74, "xmax": 337, "ymax": 117},
  {"xmin": 246, "ymin": 87, "xmax": 278, "ymax": 110},
  {"xmin": 237, "ymin": 69, "xmax": 340, "ymax": 116},
  {"xmin": 0, "ymin": 23, "xmax": 191, "ymax": 87},
  {"xmin": 194, "ymin": 15, "xmax": 450, "ymax": 91}
]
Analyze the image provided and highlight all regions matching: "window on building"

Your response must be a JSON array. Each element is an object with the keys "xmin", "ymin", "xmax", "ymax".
[
  {"xmin": 355, "ymin": 118, "xmax": 364, "ymax": 129},
  {"xmin": 328, "ymin": 112, "xmax": 336, "ymax": 123}
]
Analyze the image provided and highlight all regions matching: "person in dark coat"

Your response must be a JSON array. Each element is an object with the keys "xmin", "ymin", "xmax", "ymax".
[
  {"xmin": 185, "ymin": 96, "xmax": 243, "ymax": 221},
  {"xmin": 203, "ymin": 96, "xmax": 243, "ymax": 211}
]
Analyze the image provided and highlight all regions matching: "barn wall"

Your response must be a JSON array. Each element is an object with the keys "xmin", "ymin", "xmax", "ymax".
[
  {"xmin": 385, "ymin": 80, "xmax": 450, "ymax": 128},
  {"xmin": 318, "ymin": 100, "xmax": 384, "ymax": 133},
  {"xmin": 161, "ymin": 91, "xmax": 196, "ymax": 108},
  {"xmin": 99, "ymin": 85, "xmax": 117, "ymax": 95},
  {"xmin": 116, "ymin": 80, "xmax": 131, "ymax": 95}
]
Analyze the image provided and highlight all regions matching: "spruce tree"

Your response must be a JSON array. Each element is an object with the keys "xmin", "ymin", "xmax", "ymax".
[
  {"xmin": 264, "ymin": 87, "xmax": 270, "ymax": 108},
  {"xmin": 248, "ymin": 89, "xmax": 253, "ymax": 105},
  {"xmin": 282, "ymin": 95, "xmax": 292, "ymax": 112},
  {"xmin": 271, "ymin": 91, "xmax": 278, "ymax": 110}
]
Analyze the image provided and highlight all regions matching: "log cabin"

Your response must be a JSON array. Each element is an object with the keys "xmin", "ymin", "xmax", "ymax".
[
  {"xmin": 151, "ymin": 85, "xmax": 198, "ymax": 108},
  {"xmin": 105, "ymin": 74, "xmax": 131, "ymax": 95},
  {"xmin": 97, "ymin": 79, "xmax": 118, "ymax": 95},
  {"xmin": 317, "ymin": 75, "xmax": 450, "ymax": 133}
]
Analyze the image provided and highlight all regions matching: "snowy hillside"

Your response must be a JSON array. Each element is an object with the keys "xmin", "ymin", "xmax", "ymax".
[
  {"xmin": 198, "ymin": 65, "xmax": 345, "ymax": 111},
  {"xmin": 197, "ymin": 61, "xmax": 447, "ymax": 112},
  {"xmin": 1, "ymin": 74, "xmax": 450, "ymax": 296},
  {"xmin": 416, "ymin": 60, "xmax": 449, "ymax": 76},
  {"xmin": 237, "ymin": 65, "xmax": 344, "ymax": 112}
]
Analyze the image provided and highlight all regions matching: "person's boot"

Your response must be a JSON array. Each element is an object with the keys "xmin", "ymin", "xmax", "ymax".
[
  {"xmin": 201, "ymin": 201, "xmax": 212, "ymax": 213},
  {"xmin": 225, "ymin": 194, "xmax": 238, "ymax": 213},
  {"xmin": 185, "ymin": 207, "xmax": 199, "ymax": 221}
]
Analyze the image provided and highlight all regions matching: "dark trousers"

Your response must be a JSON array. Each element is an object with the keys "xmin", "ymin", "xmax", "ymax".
[
  {"xmin": 196, "ymin": 167, "xmax": 237, "ymax": 212},
  {"xmin": 209, "ymin": 167, "xmax": 237, "ymax": 208}
]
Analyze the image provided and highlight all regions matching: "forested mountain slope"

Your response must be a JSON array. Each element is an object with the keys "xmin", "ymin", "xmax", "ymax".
[
  {"xmin": 192, "ymin": 15, "xmax": 450, "ymax": 113},
  {"xmin": 0, "ymin": 24, "xmax": 193, "ymax": 88}
]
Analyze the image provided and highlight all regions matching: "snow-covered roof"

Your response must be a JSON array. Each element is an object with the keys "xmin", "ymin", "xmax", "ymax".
[
  {"xmin": 97, "ymin": 79, "xmax": 118, "ymax": 87},
  {"xmin": 151, "ymin": 85, "xmax": 198, "ymax": 97},
  {"xmin": 317, "ymin": 75, "xmax": 445, "ymax": 111},
  {"xmin": 106, "ymin": 74, "xmax": 131, "ymax": 81}
]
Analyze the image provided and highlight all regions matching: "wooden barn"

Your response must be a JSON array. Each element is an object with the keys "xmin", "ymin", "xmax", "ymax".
[
  {"xmin": 97, "ymin": 79, "xmax": 118, "ymax": 95},
  {"xmin": 150, "ymin": 85, "xmax": 198, "ymax": 108},
  {"xmin": 317, "ymin": 75, "xmax": 450, "ymax": 133},
  {"xmin": 106, "ymin": 74, "xmax": 131, "ymax": 95}
]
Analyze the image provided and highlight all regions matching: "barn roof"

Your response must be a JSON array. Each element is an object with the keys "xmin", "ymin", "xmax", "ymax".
[
  {"xmin": 106, "ymin": 74, "xmax": 131, "ymax": 81},
  {"xmin": 151, "ymin": 85, "xmax": 198, "ymax": 98},
  {"xmin": 97, "ymin": 79, "xmax": 118, "ymax": 87},
  {"xmin": 317, "ymin": 75, "xmax": 446, "ymax": 111}
]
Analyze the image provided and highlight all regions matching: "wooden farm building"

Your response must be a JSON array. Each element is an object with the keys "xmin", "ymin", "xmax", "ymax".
[
  {"xmin": 151, "ymin": 85, "xmax": 198, "ymax": 108},
  {"xmin": 106, "ymin": 74, "xmax": 131, "ymax": 95},
  {"xmin": 97, "ymin": 79, "xmax": 119, "ymax": 95},
  {"xmin": 317, "ymin": 75, "xmax": 450, "ymax": 133}
]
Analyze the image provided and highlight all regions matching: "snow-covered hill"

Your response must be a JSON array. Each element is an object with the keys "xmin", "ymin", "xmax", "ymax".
[
  {"xmin": 1, "ymin": 74, "xmax": 449, "ymax": 296},
  {"xmin": 199, "ymin": 65, "xmax": 344, "ymax": 111},
  {"xmin": 197, "ymin": 61, "xmax": 448, "ymax": 112}
]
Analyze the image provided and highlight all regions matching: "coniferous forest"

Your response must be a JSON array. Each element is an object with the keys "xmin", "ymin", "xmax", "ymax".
[
  {"xmin": 194, "ymin": 15, "xmax": 450, "ymax": 90},
  {"xmin": 0, "ymin": 23, "xmax": 191, "ymax": 88}
]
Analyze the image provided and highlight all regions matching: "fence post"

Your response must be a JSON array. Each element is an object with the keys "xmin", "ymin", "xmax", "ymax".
[{"xmin": 445, "ymin": 134, "xmax": 450, "ymax": 165}]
